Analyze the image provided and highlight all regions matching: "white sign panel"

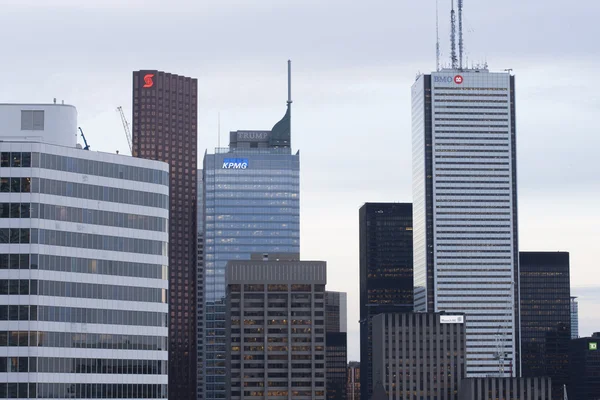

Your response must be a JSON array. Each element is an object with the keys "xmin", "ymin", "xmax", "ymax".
[{"xmin": 440, "ymin": 315, "xmax": 464, "ymax": 324}]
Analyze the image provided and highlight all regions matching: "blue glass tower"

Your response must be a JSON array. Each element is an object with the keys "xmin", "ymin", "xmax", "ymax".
[{"xmin": 200, "ymin": 62, "xmax": 300, "ymax": 400}]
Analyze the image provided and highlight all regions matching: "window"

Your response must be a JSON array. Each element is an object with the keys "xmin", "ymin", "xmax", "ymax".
[{"xmin": 20, "ymin": 110, "xmax": 44, "ymax": 131}]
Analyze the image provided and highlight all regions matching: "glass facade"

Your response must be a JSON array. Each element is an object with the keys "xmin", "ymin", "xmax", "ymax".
[
  {"xmin": 326, "ymin": 292, "xmax": 348, "ymax": 400},
  {"xmin": 132, "ymin": 70, "xmax": 198, "ymax": 400},
  {"xmin": 520, "ymin": 252, "xmax": 571, "ymax": 400},
  {"xmin": 0, "ymin": 139, "xmax": 169, "ymax": 399},
  {"xmin": 359, "ymin": 203, "xmax": 413, "ymax": 400},
  {"xmin": 202, "ymin": 146, "xmax": 300, "ymax": 400}
]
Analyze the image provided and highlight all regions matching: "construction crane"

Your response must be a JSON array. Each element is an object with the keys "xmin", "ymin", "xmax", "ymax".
[
  {"xmin": 116, "ymin": 106, "xmax": 132, "ymax": 154},
  {"xmin": 494, "ymin": 281, "xmax": 515, "ymax": 376},
  {"xmin": 78, "ymin": 127, "xmax": 90, "ymax": 150}
]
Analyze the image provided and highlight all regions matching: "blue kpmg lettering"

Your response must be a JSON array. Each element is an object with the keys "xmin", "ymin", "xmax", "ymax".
[
  {"xmin": 222, "ymin": 158, "xmax": 249, "ymax": 169},
  {"xmin": 434, "ymin": 76, "xmax": 454, "ymax": 83}
]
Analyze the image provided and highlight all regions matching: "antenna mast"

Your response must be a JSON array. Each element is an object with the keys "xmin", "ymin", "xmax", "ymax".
[
  {"xmin": 287, "ymin": 60, "xmax": 292, "ymax": 107},
  {"xmin": 436, "ymin": 0, "xmax": 441, "ymax": 71},
  {"xmin": 450, "ymin": 0, "xmax": 458, "ymax": 69},
  {"xmin": 458, "ymin": 0, "xmax": 464, "ymax": 70}
]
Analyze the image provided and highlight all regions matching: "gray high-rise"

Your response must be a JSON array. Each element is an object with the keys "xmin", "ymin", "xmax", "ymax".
[
  {"xmin": 200, "ymin": 62, "xmax": 300, "ymax": 400},
  {"xmin": 412, "ymin": 68, "xmax": 520, "ymax": 377}
]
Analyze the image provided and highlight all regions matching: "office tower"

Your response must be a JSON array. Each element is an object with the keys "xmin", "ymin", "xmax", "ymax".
[
  {"xmin": 412, "ymin": 68, "xmax": 520, "ymax": 377},
  {"xmin": 197, "ymin": 170, "xmax": 205, "ymax": 398},
  {"xmin": 372, "ymin": 313, "xmax": 466, "ymax": 400},
  {"xmin": 0, "ymin": 104, "xmax": 169, "ymax": 398},
  {"xmin": 346, "ymin": 362, "xmax": 360, "ymax": 400},
  {"xmin": 359, "ymin": 203, "xmax": 413, "ymax": 400},
  {"xmin": 326, "ymin": 291, "xmax": 348, "ymax": 400},
  {"xmin": 458, "ymin": 377, "xmax": 553, "ymax": 400},
  {"xmin": 225, "ymin": 254, "xmax": 326, "ymax": 400},
  {"xmin": 568, "ymin": 333, "xmax": 600, "ymax": 400},
  {"xmin": 201, "ymin": 62, "xmax": 299, "ymax": 400},
  {"xmin": 570, "ymin": 297, "xmax": 579, "ymax": 339},
  {"xmin": 132, "ymin": 70, "xmax": 198, "ymax": 400},
  {"xmin": 520, "ymin": 252, "xmax": 570, "ymax": 400}
]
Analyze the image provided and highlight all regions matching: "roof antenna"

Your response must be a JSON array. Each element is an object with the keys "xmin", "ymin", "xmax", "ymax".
[
  {"xmin": 436, "ymin": 0, "xmax": 441, "ymax": 71},
  {"xmin": 458, "ymin": 0, "xmax": 464, "ymax": 70},
  {"xmin": 450, "ymin": 0, "xmax": 458, "ymax": 69},
  {"xmin": 287, "ymin": 60, "xmax": 292, "ymax": 108}
]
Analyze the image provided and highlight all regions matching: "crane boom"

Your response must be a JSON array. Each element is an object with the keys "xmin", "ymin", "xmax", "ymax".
[
  {"xmin": 117, "ymin": 106, "xmax": 133, "ymax": 154},
  {"xmin": 78, "ymin": 127, "xmax": 90, "ymax": 150}
]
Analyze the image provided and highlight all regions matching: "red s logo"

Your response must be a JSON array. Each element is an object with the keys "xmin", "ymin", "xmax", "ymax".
[
  {"xmin": 143, "ymin": 74, "xmax": 154, "ymax": 88},
  {"xmin": 454, "ymin": 75, "xmax": 464, "ymax": 84}
]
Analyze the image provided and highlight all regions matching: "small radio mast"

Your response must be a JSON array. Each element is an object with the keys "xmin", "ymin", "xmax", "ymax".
[
  {"xmin": 450, "ymin": 0, "xmax": 458, "ymax": 69},
  {"xmin": 436, "ymin": 0, "xmax": 441, "ymax": 71},
  {"xmin": 458, "ymin": 0, "xmax": 464, "ymax": 70}
]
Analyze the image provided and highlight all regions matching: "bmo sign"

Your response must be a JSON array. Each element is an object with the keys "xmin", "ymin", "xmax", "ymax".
[
  {"xmin": 434, "ymin": 75, "xmax": 464, "ymax": 85},
  {"xmin": 440, "ymin": 315, "xmax": 465, "ymax": 324},
  {"xmin": 222, "ymin": 158, "xmax": 248, "ymax": 169}
]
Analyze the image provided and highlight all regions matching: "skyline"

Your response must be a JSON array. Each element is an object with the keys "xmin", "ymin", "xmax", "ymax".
[{"xmin": 2, "ymin": 0, "xmax": 600, "ymax": 362}]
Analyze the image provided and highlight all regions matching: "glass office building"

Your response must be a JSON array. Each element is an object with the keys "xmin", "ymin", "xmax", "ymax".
[
  {"xmin": 0, "ymin": 103, "xmax": 169, "ymax": 398},
  {"xmin": 201, "ymin": 103, "xmax": 300, "ymax": 399}
]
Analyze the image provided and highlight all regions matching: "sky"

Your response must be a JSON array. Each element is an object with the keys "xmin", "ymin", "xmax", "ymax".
[{"xmin": 1, "ymin": 0, "xmax": 599, "ymax": 362}]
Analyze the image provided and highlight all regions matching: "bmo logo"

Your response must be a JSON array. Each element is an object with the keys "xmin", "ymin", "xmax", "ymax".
[{"xmin": 434, "ymin": 75, "xmax": 464, "ymax": 84}]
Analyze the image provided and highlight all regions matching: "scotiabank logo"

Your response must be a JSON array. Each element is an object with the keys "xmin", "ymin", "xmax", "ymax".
[
  {"xmin": 454, "ymin": 75, "xmax": 464, "ymax": 84},
  {"xmin": 143, "ymin": 74, "xmax": 154, "ymax": 88}
]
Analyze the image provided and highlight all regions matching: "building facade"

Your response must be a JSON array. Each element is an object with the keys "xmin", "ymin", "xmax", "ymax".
[
  {"xmin": 197, "ymin": 171, "xmax": 205, "ymax": 398},
  {"xmin": 326, "ymin": 291, "xmax": 347, "ymax": 400},
  {"xmin": 225, "ymin": 256, "xmax": 327, "ymax": 400},
  {"xmin": 520, "ymin": 252, "xmax": 570, "ymax": 400},
  {"xmin": 570, "ymin": 296, "xmax": 579, "ymax": 339},
  {"xmin": 0, "ymin": 103, "xmax": 169, "ymax": 398},
  {"xmin": 132, "ymin": 70, "xmax": 198, "ymax": 400},
  {"xmin": 359, "ymin": 203, "xmax": 413, "ymax": 400},
  {"xmin": 201, "ymin": 99, "xmax": 299, "ymax": 399},
  {"xmin": 412, "ymin": 69, "xmax": 520, "ymax": 377},
  {"xmin": 346, "ymin": 362, "xmax": 360, "ymax": 400},
  {"xmin": 458, "ymin": 377, "xmax": 553, "ymax": 400},
  {"xmin": 372, "ymin": 313, "xmax": 466, "ymax": 400},
  {"xmin": 568, "ymin": 333, "xmax": 600, "ymax": 400}
]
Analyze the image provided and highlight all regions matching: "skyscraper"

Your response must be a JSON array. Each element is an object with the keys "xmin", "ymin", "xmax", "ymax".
[
  {"xmin": 326, "ymin": 291, "xmax": 348, "ymax": 400},
  {"xmin": 0, "ymin": 103, "xmax": 169, "ymax": 398},
  {"xmin": 570, "ymin": 296, "xmax": 579, "ymax": 339},
  {"xmin": 412, "ymin": 68, "xmax": 520, "ymax": 377},
  {"xmin": 225, "ymin": 255, "xmax": 326, "ymax": 400},
  {"xmin": 346, "ymin": 362, "xmax": 360, "ymax": 400},
  {"xmin": 132, "ymin": 70, "xmax": 198, "ymax": 400},
  {"xmin": 568, "ymin": 333, "xmax": 600, "ymax": 400},
  {"xmin": 372, "ymin": 313, "xmax": 466, "ymax": 400},
  {"xmin": 520, "ymin": 252, "xmax": 570, "ymax": 400},
  {"xmin": 201, "ymin": 62, "xmax": 299, "ymax": 400},
  {"xmin": 359, "ymin": 203, "xmax": 413, "ymax": 400}
]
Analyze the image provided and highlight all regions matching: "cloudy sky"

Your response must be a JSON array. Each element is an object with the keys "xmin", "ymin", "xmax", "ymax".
[{"xmin": 2, "ymin": 0, "xmax": 599, "ymax": 361}]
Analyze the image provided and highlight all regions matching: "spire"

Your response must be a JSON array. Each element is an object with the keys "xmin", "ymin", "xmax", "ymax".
[{"xmin": 269, "ymin": 60, "xmax": 292, "ymax": 148}]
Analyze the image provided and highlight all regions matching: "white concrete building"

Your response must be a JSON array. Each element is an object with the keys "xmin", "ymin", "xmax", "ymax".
[
  {"xmin": 0, "ymin": 104, "xmax": 169, "ymax": 398},
  {"xmin": 412, "ymin": 70, "xmax": 520, "ymax": 377}
]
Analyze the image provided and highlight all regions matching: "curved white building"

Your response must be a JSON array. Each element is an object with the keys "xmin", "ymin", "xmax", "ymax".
[{"xmin": 0, "ymin": 104, "xmax": 169, "ymax": 399}]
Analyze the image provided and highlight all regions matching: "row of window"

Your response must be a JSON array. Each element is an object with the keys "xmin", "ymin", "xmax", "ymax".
[
  {"xmin": 0, "ymin": 383, "xmax": 167, "ymax": 399},
  {"xmin": 0, "ymin": 279, "xmax": 166, "ymax": 303},
  {"xmin": 37, "ymin": 203, "xmax": 166, "ymax": 232},
  {"xmin": 0, "ymin": 305, "xmax": 167, "ymax": 327},
  {"xmin": 0, "ymin": 330, "xmax": 166, "ymax": 350},
  {"xmin": 39, "ymin": 152, "xmax": 169, "ymax": 185},
  {"xmin": 0, "ymin": 253, "xmax": 165, "ymax": 280},
  {"xmin": 25, "ymin": 228, "xmax": 166, "ymax": 256},
  {"xmin": 0, "ymin": 356, "xmax": 166, "ymax": 374},
  {"xmin": 0, "ymin": 153, "xmax": 32, "ymax": 168}
]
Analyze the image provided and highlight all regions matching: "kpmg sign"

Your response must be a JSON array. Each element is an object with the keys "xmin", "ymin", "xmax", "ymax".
[
  {"xmin": 222, "ymin": 158, "xmax": 249, "ymax": 169},
  {"xmin": 440, "ymin": 315, "xmax": 465, "ymax": 324}
]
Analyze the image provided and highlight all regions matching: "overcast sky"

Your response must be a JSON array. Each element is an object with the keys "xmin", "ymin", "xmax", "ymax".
[{"xmin": 1, "ymin": 0, "xmax": 599, "ymax": 361}]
